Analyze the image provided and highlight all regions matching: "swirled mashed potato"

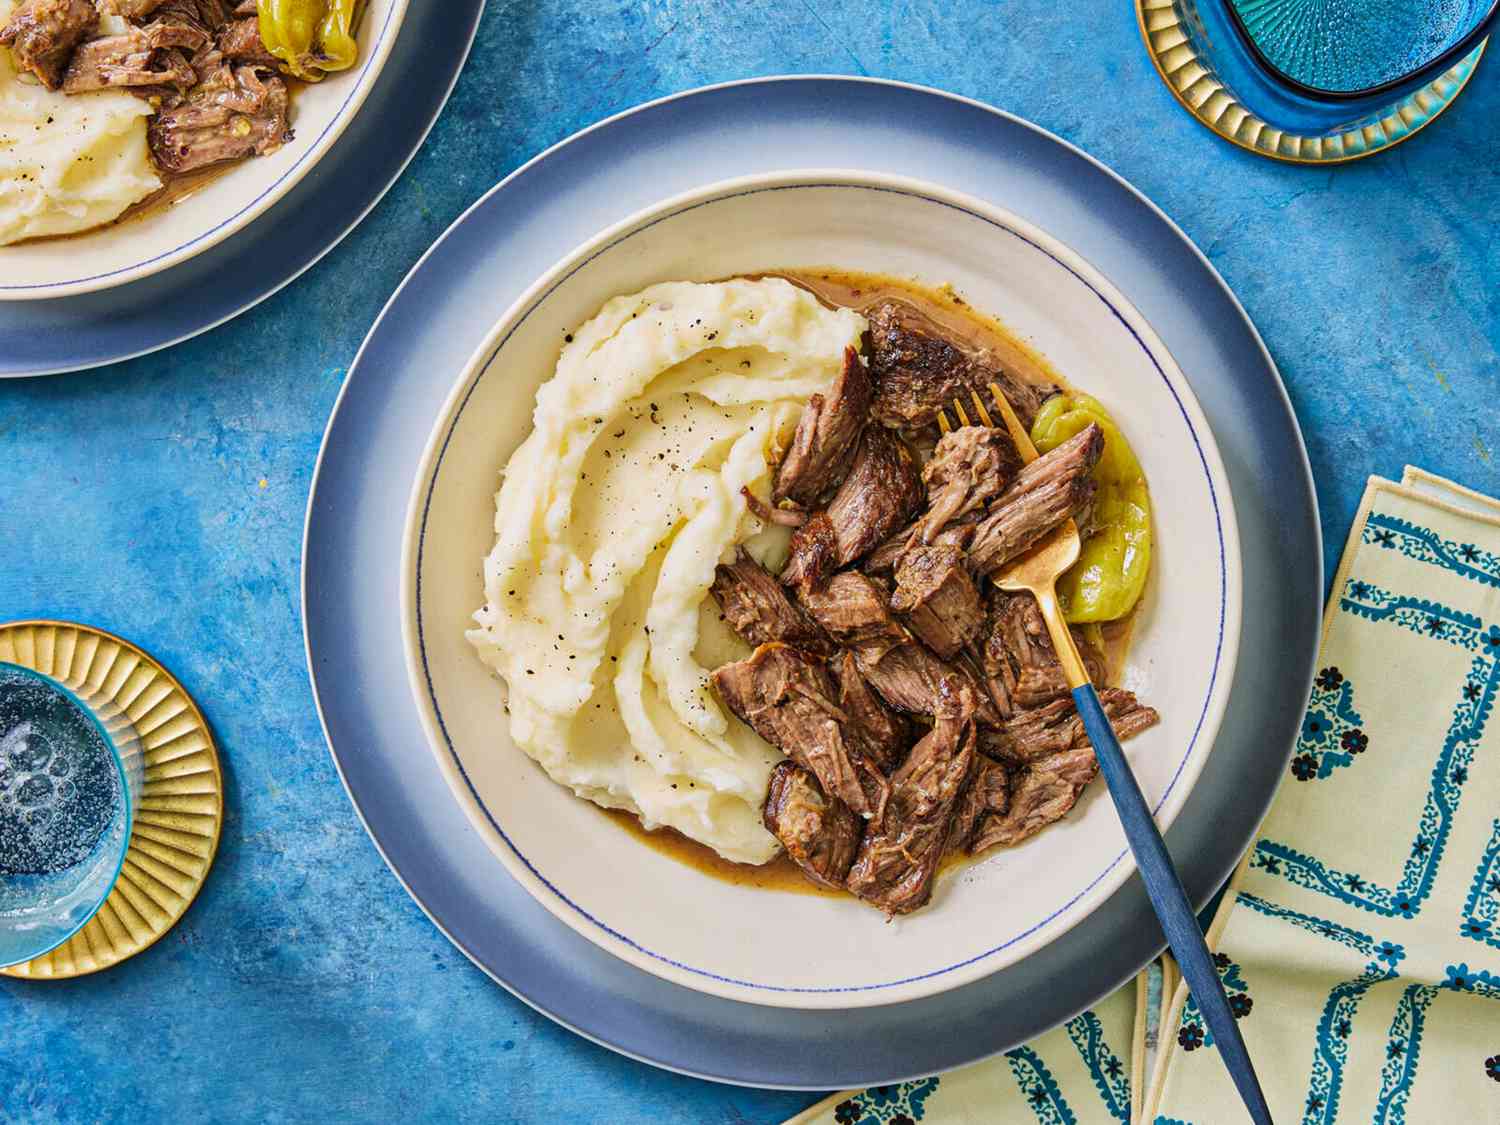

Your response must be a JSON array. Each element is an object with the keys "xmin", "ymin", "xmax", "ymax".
[
  {"xmin": 0, "ymin": 3, "xmax": 160, "ymax": 246},
  {"xmin": 469, "ymin": 279, "xmax": 866, "ymax": 863}
]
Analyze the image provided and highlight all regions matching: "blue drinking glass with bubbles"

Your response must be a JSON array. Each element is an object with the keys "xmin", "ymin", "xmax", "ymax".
[
  {"xmin": 0, "ymin": 662, "xmax": 142, "ymax": 968},
  {"xmin": 1140, "ymin": 0, "xmax": 1497, "ymax": 161}
]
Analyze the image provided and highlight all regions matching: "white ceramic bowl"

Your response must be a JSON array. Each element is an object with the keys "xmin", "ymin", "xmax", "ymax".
[
  {"xmin": 0, "ymin": 0, "xmax": 407, "ymax": 301},
  {"xmin": 400, "ymin": 171, "xmax": 1243, "ymax": 1009}
]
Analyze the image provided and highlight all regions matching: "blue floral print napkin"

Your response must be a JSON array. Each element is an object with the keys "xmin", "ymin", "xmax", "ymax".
[{"xmin": 789, "ymin": 468, "xmax": 1500, "ymax": 1124}]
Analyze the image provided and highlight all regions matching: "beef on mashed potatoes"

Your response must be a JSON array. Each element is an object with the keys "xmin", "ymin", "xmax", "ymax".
[
  {"xmin": 0, "ymin": 0, "xmax": 159, "ymax": 245},
  {"xmin": 467, "ymin": 279, "xmax": 866, "ymax": 865},
  {"xmin": 0, "ymin": 0, "xmax": 366, "ymax": 247},
  {"xmin": 469, "ymin": 271, "xmax": 1164, "ymax": 914}
]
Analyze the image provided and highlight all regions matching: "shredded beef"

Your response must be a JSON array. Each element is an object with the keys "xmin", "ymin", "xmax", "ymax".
[
  {"xmin": 952, "ymin": 755, "xmax": 1011, "ymax": 851},
  {"xmin": 762, "ymin": 761, "xmax": 860, "ymax": 890},
  {"xmin": 847, "ymin": 678, "xmax": 978, "ymax": 914},
  {"xmin": 865, "ymin": 299, "xmax": 1056, "ymax": 433},
  {"xmin": 781, "ymin": 426, "xmax": 924, "ymax": 592},
  {"xmin": 967, "ymin": 424, "xmax": 1102, "ymax": 576},
  {"xmin": 980, "ymin": 688, "xmax": 1158, "ymax": 767},
  {"xmin": 833, "ymin": 650, "xmax": 910, "ymax": 773},
  {"xmin": 0, "ymin": 0, "xmax": 97, "ymax": 88},
  {"xmin": 968, "ymin": 745, "xmax": 1098, "ymax": 853},
  {"xmin": 979, "ymin": 590, "xmax": 1108, "ymax": 716},
  {"xmin": 774, "ymin": 346, "xmax": 872, "ymax": 508},
  {"xmin": 798, "ymin": 571, "xmax": 998, "ymax": 726},
  {"xmin": 890, "ymin": 544, "xmax": 986, "ymax": 660},
  {"xmin": 915, "ymin": 425, "xmax": 1022, "ymax": 542},
  {"xmin": 147, "ymin": 62, "xmax": 289, "ymax": 174},
  {"xmin": 711, "ymin": 643, "xmax": 888, "ymax": 820},
  {"xmin": 710, "ymin": 551, "xmax": 832, "ymax": 656}
]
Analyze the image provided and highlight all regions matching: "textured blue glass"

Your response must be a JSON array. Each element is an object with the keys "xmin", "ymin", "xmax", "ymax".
[
  {"xmin": 1169, "ymin": 0, "xmax": 1493, "ymax": 139},
  {"xmin": 1230, "ymin": 0, "xmax": 1490, "ymax": 93},
  {"xmin": 0, "ymin": 664, "xmax": 140, "ymax": 968}
]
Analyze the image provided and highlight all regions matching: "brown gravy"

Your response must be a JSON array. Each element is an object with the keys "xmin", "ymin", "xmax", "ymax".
[
  {"xmin": 14, "ymin": 162, "xmax": 234, "ymax": 247},
  {"xmin": 599, "ymin": 808, "xmax": 843, "ymax": 897},
  {"xmin": 593, "ymin": 270, "xmax": 1143, "ymax": 896}
]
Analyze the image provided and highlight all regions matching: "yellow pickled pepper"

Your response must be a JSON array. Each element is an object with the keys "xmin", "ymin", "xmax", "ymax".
[
  {"xmin": 258, "ymin": 0, "xmax": 361, "ymax": 82},
  {"xmin": 1030, "ymin": 393, "xmax": 1153, "ymax": 623}
]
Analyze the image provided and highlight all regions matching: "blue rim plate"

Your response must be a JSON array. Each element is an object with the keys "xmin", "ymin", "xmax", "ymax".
[
  {"xmin": 0, "ymin": 0, "xmax": 484, "ymax": 377},
  {"xmin": 303, "ymin": 76, "xmax": 1322, "ymax": 1087}
]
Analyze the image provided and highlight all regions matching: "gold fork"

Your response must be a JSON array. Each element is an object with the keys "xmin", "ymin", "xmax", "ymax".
[
  {"xmin": 943, "ymin": 386, "xmax": 1272, "ymax": 1125},
  {"xmin": 938, "ymin": 387, "xmax": 1087, "ymax": 685}
]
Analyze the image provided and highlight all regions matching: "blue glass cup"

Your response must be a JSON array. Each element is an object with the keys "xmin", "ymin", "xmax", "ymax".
[
  {"xmin": 0, "ymin": 663, "xmax": 143, "ymax": 968},
  {"xmin": 1142, "ymin": 0, "xmax": 1495, "ymax": 159},
  {"xmin": 1225, "ymin": 0, "xmax": 1497, "ymax": 98}
]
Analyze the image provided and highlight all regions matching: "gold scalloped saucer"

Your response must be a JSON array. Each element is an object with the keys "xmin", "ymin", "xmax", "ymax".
[
  {"xmin": 1, "ymin": 621, "xmax": 222, "ymax": 979},
  {"xmin": 1137, "ymin": 0, "xmax": 1487, "ymax": 164}
]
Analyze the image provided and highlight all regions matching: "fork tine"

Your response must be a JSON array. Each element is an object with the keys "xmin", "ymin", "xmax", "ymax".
[
  {"xmin": 953, "ymin": 399, "xmax": 971, "ymax": 427},
  {"xmin": 969, "ymin": 389, "xmax": 994, "ymax": 428},
  {"xmin": 937, "ymin": 408, "xmax": 952, "ymax": 434},
  {"xmin": 988, "ymin": 381, "xmax": 1039, "ymax": 462}
]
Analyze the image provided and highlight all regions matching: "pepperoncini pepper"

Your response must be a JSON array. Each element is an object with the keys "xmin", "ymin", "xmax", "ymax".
[
  {"xmin": 1030, "ymin": 393, "xmax": 1152, "ymax": 623},
  {"xmin": 257, "ymin": 0, "xmax": 362, "ymax": 82}
]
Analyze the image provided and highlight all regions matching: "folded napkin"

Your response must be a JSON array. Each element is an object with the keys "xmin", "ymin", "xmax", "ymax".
[{"xmin": 789, "ymin": 468, "xmax": 1500, "ymax": 1125}]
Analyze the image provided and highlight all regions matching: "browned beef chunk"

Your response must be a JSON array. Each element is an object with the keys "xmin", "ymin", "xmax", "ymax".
[
  {"xmin": 709, "ymin": 551, "xmax": 832, "ymax": 656},
  {"xmin": 890, "ymin": 545, "xmax": 985, "ymax": 661},
  {"xmin": 916, "ymin": 425, "xmax": 1023, "ymax": 542},
  {"xmin": 968, "ymin": 745, "xmax": 1098, "ymax": 853},
  {"xmin": 217, "ymin": 14, "xmax": 275, "ymax": 65},
  {"xmin": 63, "ymin": 22, "xmax": 205, "ymax": 92},
  {"xmin": 968, "ymin": 424, "xmax": 1103, "ymax": 576},
  {"xmin": 147, "ymin": 63, "xmax": 289, "ymax": 174},
  {"xmin": 855, "ymin": 643, "xmax": 998, "ymax": 727},
  {"xmin": 865, "ymin": 511, "xmax": 979, "ymax": 577},
  {"xmin": 781, "ymin": 427, "xmax": 924, "ymax": 591},
  {"xmin": 952, "ymin": 755, "xmax": 1011, "ymax": 850},
  {"xmin": 981, "ymin": 688, "xmax": 1158, "ymax": 766},
  {"xmin": 712, "ymin": 643, "xmax": 888, "ymax": 820},
  {"xmin": 833, "ymin": 650, "xmax": 909, "ymax": 773},
  {"xmin": 847, "ymin": 678, "xmax": 978, "ymax": 914},
  {"xmin": 143, "ymin": 0, "xmax": 226, "ymax": 38},
  {"xmin": 798, "ymin": 571, "xmax": 998, "ymax": 726},
  {"xmin": 980, "ymin": 590, "xmax": 1107, "ymax": 716},
  {"xmin": 164, "ymin": 0, "xmax": 227, "ymax": 26},
  {"xmin": 762, "ymin": 761, "xmax": 860, "ymax": 891},
  {"xmin": 98, "ymin": 0, "xmax": 170, "ymax": 17},
  {"xmin": 797, "ymin": 571, "xmax": 906, "ymax": 655},
  {"xmin": 231, "ymin": 0, "xmax": 256, "ymax": 13},
  {"xmin": 150, "ymin": 0, "xmax": 227, "ymax": 79},
  {"xmin": 0, "ymin": 0, "xmax": 96, "ymax": 88},
  {"xmin": 865, "ymin": 300, "xmax": 1056, "ymax": 433},
  {"xmin": 774, "ymin": 346, "xmax": 872, "ymax": 508}
]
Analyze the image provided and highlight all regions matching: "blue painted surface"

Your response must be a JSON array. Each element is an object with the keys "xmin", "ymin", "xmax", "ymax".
[{"xmin": 1, "ymin": 2, "xmax": 1497, "ymax": 1121}]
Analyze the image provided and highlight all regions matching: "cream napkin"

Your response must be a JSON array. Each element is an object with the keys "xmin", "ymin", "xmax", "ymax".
[{"xmin": 788, "ymin": 468, "xmax": 1500, "ymax": 1124}]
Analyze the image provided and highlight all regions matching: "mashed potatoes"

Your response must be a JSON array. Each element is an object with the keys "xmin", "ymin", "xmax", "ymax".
[
  {"xmin": 468, "ymin": 279, "xmax": 867, "ymax": 864},
  {"xmin": 0, "ymin": 3, "xmax": 160, "ymax": 246}
]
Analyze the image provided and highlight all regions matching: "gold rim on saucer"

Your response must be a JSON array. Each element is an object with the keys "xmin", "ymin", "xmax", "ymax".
[
  {"xmin": 1137, "ymin": 0, "xmax": 1486, "ymax": 165},
  {"xmin": 0, "ymin": 621, "xmax": 223, "ymax": 980}
]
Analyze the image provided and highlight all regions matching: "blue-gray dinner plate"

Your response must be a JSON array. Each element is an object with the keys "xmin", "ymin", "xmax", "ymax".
[
  {"xmin": 0, "ymin": 1, "xmax": 484, "ymax": 378},
  {"xmin": 302, "ymin": 76, "xmax": 1322, "ymax": 1089}
]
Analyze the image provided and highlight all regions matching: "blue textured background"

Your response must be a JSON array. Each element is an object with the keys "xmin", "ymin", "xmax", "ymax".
[{"xmin": 2, "ymin": 3, "xmax": 1497, "ymax": 1122}]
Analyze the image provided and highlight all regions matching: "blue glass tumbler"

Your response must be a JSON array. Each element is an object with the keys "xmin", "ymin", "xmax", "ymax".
[
  {"xmin": 1140, "ymin": 0, "xmax": 1496, "ymax": 161},
  {"xmin": 0, "ymin": 663, "xmax": 143, "ymax": 968}
]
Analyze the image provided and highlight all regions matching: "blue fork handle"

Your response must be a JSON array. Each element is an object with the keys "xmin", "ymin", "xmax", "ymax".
[{"xmin": 1072, "ymin": 684, "xmax": 1274, "ymax": 1125}]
